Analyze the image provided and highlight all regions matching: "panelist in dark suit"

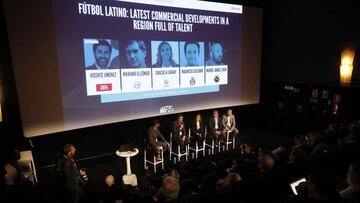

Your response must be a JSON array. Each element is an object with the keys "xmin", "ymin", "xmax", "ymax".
[
  {"xmin": 172, "ymin": 114, "xmax": 189, "ymax": 151},
  {"xmin": 222, "ymin": 109, "xmax": 239, "ymax": 139},
  {"xmin": 209, "ymin": 110, "xmax": 224, "ymax": 145},
  {"xmin": 191, "ymin": 114, "xmax": 205, "ymax": 144}
]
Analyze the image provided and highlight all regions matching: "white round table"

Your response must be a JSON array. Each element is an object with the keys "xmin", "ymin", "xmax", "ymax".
[{"xmin": 116, "ymin": 148, "xmax": 139, "ymax": 186}]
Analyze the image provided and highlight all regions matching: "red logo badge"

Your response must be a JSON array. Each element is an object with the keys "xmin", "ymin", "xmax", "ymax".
[{"xmin": 96, "ymin": 83, "xmax": 112, "ymax": 92}]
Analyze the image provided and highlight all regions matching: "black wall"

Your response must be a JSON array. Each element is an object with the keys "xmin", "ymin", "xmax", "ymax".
[
  {"xmin": 262, "ymin": 0, "xmax": 360, "ymax": 86},
  {"xmin": 0, "ymin": 2, "xmax": 27, "ymax": 162}
]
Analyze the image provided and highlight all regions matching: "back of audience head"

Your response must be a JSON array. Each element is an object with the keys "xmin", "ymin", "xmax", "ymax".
[
  {"xmin": 324, "ymin": 123, "xmax": 337, "ymax": 136},
  {"xmin": 306, "ymin": 132, "xmax": 321, "ymax": 146},
  {"xmin": 347, "ymin": 162, "xmax": 360, "ymax": 187},
  {"xmin": 162, "ymin": 176, "xmax": 180, "ymax": 202},
  {"xmin": 168, "ymin": 168, "xmax": 180, "ymax": 180},
  {"xmin": 258, "ymin": 153, "xmax": 275, "ymax": 171},
  {"xmin": 307, "ymin": 166, "xmax": 338, "ymax": 199},
  {"xmin": 218, "ymin": 173, "xmax": 242, "ymax": 187},
  {"xmin": 346, "ymin": 123, "xmax": 360, "ymax": 141},
  {"xmin": 243, "ymin": 144, "xmax": 253, "ymax": 154},
  {"xmin": 288, "ymin": 148, "xmax": 307, "ymax": 164},
  {"xmin": 294, "ymin": 134, "xmax": 306, "ymax": 146}
]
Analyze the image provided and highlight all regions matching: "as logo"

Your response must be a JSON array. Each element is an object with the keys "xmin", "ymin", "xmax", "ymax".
[
  {"xmin": 163, "ymin": 79, "xmax": 169, "ymax": 87},
  {"xmin": 160, "ymin": 105, "xmax": 174, "ymax": 114},
  {"xmin": 133, "ymin": 82, "xmax": 141, "ymax": 89},
  {"xmin": 190, "ymin": 77, "xmax": 196, "ymax": 86},
  {"xmin": 96, "ymin": 83, "xmax": 112, "ymax": 92}
]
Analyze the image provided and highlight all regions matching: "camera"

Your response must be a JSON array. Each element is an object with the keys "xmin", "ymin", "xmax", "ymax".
[{"xmin": 79, "ymin": 168, "xmax": 88, "ymax": 183}]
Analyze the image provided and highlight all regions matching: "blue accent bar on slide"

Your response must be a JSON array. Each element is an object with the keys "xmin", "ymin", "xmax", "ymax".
[{"xmin": 101, "ymin": 86, "xmax": 219, "ymax": 103}]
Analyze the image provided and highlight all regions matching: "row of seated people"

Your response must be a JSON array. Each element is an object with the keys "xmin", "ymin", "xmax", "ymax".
[{"xmin": 147, "ymin": 109, "xmax": 239, "ymax": 162}]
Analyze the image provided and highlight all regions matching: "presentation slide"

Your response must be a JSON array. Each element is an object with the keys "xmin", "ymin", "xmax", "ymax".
[{"xmin": 3, "ymin": 0, "xmax": 262, "ymax": 137}]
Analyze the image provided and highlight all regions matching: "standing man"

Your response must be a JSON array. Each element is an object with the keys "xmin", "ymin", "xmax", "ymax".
[
  {"xmin": 184, "ymin": 42, "xmax": 200, "ymax": 67},
  {"xmin": 125, "ymin": 40, "xmax": 147, "ymax": 68},
  {"xmin": 57, "ymin": 144, "xmax": 87, "ymax": 203},
  {"xmin": 222, "ymin": 109, "xmax": 239, "ymax": 139},
  {"xmin": 86, "ymin": 39, "xmax": 112, "ymax": 69}
]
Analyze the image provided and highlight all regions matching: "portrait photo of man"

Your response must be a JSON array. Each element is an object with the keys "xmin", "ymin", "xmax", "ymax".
[
  {"xmin": 180, "ymin": 41, "xmax": 204, "ymax": 67},
  {"xmin": 205, "ymin": 42, "xmax": 224, "ymax": 66},
  {"xmin": 83, "ymin": 39, "xmax": 119, "ymax": 69},
  {"xmin": 125, "ymin": 40, "xmax": 148, "ymax": 68}
]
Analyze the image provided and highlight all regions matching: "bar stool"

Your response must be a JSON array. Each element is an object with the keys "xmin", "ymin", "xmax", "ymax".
[
  {"xmin": 144, "ymin": 146, "xmax": 164, "ymax": 174},
  {"xmin": 188, "ymin": 129, "xmax": 205, "ymax": 159},
  {"xmin": 223, "ymin": 130, "xmax": 236, "ymax": 151},
  {"xmin": 169, "ymin": 133, "xmax": 188, "ymax": 163}
]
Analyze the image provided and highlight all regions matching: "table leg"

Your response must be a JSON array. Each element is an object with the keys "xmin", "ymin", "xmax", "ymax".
[{"xmin": 126, "ymin": 157, "xmax": 131, "ymax": 175}]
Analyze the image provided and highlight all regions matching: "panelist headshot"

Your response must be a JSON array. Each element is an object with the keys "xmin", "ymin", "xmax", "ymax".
[
  {"xmin": 125, "ymin": 40, "xmax": 147, "ymax": 68},
  {"xmin": 180, "ymin": 41, "xmax": 204, "ymax": 67},
  {"xmin": 205, "ymin": 42, "xmax": 224, "ymax": 66},
  {"xmin": 84, "ymin": 39, "xmax": 118, "ymax": 69},
  {"xmin": 152, "ymin": 41, "xmax": 179, "ymax": 67}
]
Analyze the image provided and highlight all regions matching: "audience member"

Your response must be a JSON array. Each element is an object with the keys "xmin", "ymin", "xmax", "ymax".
[
  {"xmin": 338, "ymin": 122, "xmax": 360, "ymax": 148},
  {"xmin": 98, "ymin": 175, "xmax": 123, "ymax": 203},
  {"xmin": 216, "ymin": 172, "xmax": 241, "ymax": 188},
  {"xmin": 3, "ymin": 149, "xmax": 20, "ymax": 202},
  {"xmin": 258, "ymin": 153, "xmax": 275, "ymax": 173},
  {"xmin": 340, "ymin": 162, "xmax": 360, "ymax": 202},
  {"xmin": 153, "ymin": 175, "xmax": 180, "ymax": 202},
  {"xmin": 288, "ymin": 148, "xmax": 307, "ymax": 165},
  {"xmin": 288, "ymin": 166, "xmax": 341, "ymax": 203}
]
